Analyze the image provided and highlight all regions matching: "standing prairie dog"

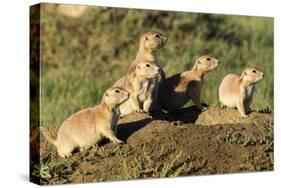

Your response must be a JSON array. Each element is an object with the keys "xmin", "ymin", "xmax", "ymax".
[
  {"xmin": 114, "ymin": 32, "xmax": 167, "ymax": 112},
  {"xmin": 219, "ymin": 67, "xmax": 264, "ymax": 118},
  {"xmin": 41, "ymin": 87, "xmax": 129, "ymax": 158},
  {"xmin": 117, "ymin": 61, "xmax": 161, "ymax": 117},
  {"xmin": 127, "ymin": 31, "xmax": 167, "ymax": 78},
  {"xmin": 159, "ymin": 55, "xmax": 219, "ymax": 112},
  {"xmin": 115, "ymin": 32, "xmax": 167, "ymax": 86}
]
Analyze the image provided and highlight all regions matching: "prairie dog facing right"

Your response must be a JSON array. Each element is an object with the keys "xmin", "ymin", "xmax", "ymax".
[
  {"xmin": 159, "ymin": 55, "xmax": 219, "ymax": 112},
  {"xmin": 126, "ymin": 31, "xmax": 167, "ymax": 79},
  {"xmin": 117, "ymin": 61, "xmax": 161, "ymax": 117},
  {"xmin": 114, "ymin": 32, "xmax": 167, "ymax": 112},
  {"xmin": 219, "ymin": 67, "xmax": 264, "ymax": 118},
  {"xmin": 41, "ymin": 87, "xmax": 129, "ymax": 158},
  {"xmin": 114, "ymin": 32, "xmax": 167, "ymax": 87}
]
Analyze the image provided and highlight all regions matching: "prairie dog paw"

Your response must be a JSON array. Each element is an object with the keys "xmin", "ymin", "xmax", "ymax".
[
  {"xmin": 241, "ymin": 114, "xmax": 249, "ymax": 119},
  {"xmin": 113, "ymin": 139, "xmax": 124, "ymax": 144},
  {"xmin": 136, "ymin": 109, "xmax": 145, "ymax": 114}
]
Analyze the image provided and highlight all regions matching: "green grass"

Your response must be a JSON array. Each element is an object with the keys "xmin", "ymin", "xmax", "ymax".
[
  {"xmin": 217, "ymin": 121, "xmax": 273, "ymax": 146},
  {"xmin": 38, "ymin": 4, "xmax": 274, "ymax": 130},
  {"xmin": 31, "ymin": 152, "xmax": 76, "ymax": 184},
  {"xmin": 114, "ymin": 144, "xmax": 190, "ymax": 180}
]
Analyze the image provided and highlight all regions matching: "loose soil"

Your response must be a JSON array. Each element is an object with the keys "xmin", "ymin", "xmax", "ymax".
[{"xmin": 32, "ymin": 106, "xmax": 274, "ymax": 185}]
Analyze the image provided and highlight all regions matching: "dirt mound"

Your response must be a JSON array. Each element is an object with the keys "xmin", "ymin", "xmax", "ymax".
[
  {"xmin": 35, "ymin": 107, "xmax": 274, "ymax": 185},
  {"xmin": 195, "ymin": 106, "xmax": 273, "ymax": 125}
]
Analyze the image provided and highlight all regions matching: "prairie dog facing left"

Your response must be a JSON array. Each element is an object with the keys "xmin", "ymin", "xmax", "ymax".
[
  {"xmin": 41, "ymin": 87, "xmax": 129, "ymax": 158},
  {"xmin": 219, "ymin": 67, "xmax": 264, "ymax": 118},
  {"xmin": 159, "ymin": 55, "xmax": 219, "ymax": 112},
  {"xmin": 116, "ymin": 61, "xmax": 161, "ymax": 117}
]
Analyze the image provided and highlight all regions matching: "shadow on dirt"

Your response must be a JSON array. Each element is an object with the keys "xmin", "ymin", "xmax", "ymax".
[
  {"xmin": 117, "ymin": 118, "xmax": 154, "ymax": 141},
  {"xmin": 166, "ymin": 104, "xmax": 208, "ymax": 123}
]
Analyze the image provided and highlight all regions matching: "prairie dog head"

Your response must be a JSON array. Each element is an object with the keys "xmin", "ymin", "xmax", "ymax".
[
  {"xmin": 102, "ymin": 87, "xmax": 130, "ymax": 107},
  {"xmin": 135, "ymin": 61, "xmax": 160, "ymax": 79},
  {"xmin": 193, "ymin": 55, "xmax": 220, "ymax": 73},
  {"xmin": 241, "ymin": 67, "xmax": 264, "ymax": 84},
  {"xmin": 140, "ymin": 32, "xmax": 167, "ymax": 52}
]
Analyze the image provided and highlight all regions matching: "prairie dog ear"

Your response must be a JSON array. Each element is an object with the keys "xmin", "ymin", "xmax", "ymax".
[
  {"xmin": 145, "ymin": 36, "xmax": 149, "ymax": 40},
  {"xmin": 243, "ymin": 71, "xmax": 247, "ymax": 76},
  {"xmin": 197, "ymin": 60, "xmax": 201, "ymax": 64}
]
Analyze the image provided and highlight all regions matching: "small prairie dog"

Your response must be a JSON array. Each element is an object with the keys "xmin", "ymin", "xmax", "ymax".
[
  {"xmin": 41, "ymin": 87, "xmax": 129, "ymax": 158},
  {"xmin": 219, "ymin": 67, "xmax": 264, "ymax": 118},
  {"xmin": 159, "ymin": 55, "xmax": 219, "ymax": 112},
  {"xmin": 117, "ymin": 61, "xmax": 161, "ymax": 117}
]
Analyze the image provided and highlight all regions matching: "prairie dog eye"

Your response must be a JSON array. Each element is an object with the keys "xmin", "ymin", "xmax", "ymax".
[
  {"xmin": 206, "ymin": 57, "xmax": 211, "ymax": 61},
  {"xmin": 252, "ymin": 70, "xmax": 256, "ymax": 73},
  {"xmin": 114, "ymin": 90, "xmax": 120, "ymax": 93},
  {"xmin": 146, "ymin": 64, "xmax": 150, "ymax": 67},
  {"xmin": 155, "ymin": 34, "xmax": 160, "ymax": 38}
]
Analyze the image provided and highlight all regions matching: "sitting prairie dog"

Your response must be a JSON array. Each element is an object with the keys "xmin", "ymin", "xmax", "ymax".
[
  {"xmin": 219, "ymin": 67, "xmax": 264, "ymax": 118},
  {"xmin": 41, "ymin": 87, "xmax": 129, "ymax": 158},
  {"xmin": 117, "ymin": 61, "xmax": 161, "ymax": 117},
  {"xmin": 114, "ymin": 32, "xmax": 167, "ymax": 112},
  {"xmin": 159, "ymin": 55, "xmax": 219, "ymax": 112}
]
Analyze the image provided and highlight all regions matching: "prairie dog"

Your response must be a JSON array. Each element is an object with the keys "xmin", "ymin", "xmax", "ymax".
[
  {"xmin": 114, "ymin": 32, "xmax": 167, "ymax": 112},
  {"xmin": 219, "ymin": 67, "xmax": 264, "ymax": 118},
  {"xmin": 117, "ymin": 61, "xmax": 161, "ymax": 117},
  {"xmin": 41, "ymin": 87, "xmax": 129, "ymax": 158},
  {"xmin": 159, "ymin": 55, "xmax": 219, "ymax": 112},
  {"xmin": 127, "ymin": 31, "xmax": 167, "ymax": 78}
]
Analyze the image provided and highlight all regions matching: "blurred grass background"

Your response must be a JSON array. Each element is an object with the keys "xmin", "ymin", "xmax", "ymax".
[{"xmin": 39, "ymin": 4, "xmax": 273, "ymax": 130}]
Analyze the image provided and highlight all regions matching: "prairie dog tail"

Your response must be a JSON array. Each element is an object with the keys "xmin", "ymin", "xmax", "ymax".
[{"xmin": 41, "ymin": 127, "xmax": 57, "ymax": 146}]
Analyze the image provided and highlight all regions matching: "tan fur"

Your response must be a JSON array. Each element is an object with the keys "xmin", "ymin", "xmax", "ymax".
[
  {"xmin": 41, "ymin": 87, "xmax": 129, "ymax": 158},
  {"xmin": 159, "ymin": 55, "xmax": 219, "ymax": 112},
  {"xmin": 114, "ymin": 32, "xmax": 167, "ymax": 112},
  {"xmin": 116, "ymin": 61, "xmax": 160, "ymax": 117},
  {"xmin": 127, "ymin": 31, "xmax": 167, "ymax": 78},
  {"xmin": 58, "ymin": 4, "xmax": 87, "ymax": 18},
  {"xmin": 219, "ymin": 67, "xmax": 264, "ymax": 118}
]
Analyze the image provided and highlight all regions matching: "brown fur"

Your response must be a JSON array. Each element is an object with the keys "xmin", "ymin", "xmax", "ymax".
[
  {"xmin": 219, "ymin": 67, "xmax": 264, "ymax": 118},
  {"xmin": 30, "ymin": 127, "xmax": 39, "ymax": 143},
  {"xmin": 41, "ymin": 87, "xmax": 129, "ymax": 158},
  {"xmin": 159, "ymin": 55, "xmax": 219, "ymax": 112}
]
